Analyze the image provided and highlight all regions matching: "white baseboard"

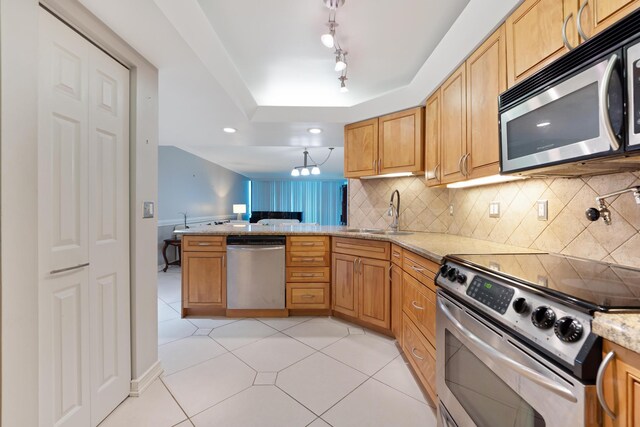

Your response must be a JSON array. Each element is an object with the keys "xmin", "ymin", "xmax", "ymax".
[{"xmin": 129, "ymin": 360, "xmax": 163, "ymax": 397}]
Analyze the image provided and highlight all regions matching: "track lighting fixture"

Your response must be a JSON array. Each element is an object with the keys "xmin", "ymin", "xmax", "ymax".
[
  {"xmin": 320, "ymin": 0, "xmax": 351, "ymax": 92},
  {"xmin": 334, "ymin": 50, "xmax": 347, "ymax": 72},
  {"xmin": 339, "ymin": 74, "xmax": 348, "ymax": 93},
  {"xmin": 321, "ymin": 20, "xmax": 337, "ymax": 48}
]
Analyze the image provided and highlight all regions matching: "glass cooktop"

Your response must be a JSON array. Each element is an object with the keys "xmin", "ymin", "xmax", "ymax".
[{"xmin": 448, "ymin": 253, "xmax": 640, "ymax": 311}]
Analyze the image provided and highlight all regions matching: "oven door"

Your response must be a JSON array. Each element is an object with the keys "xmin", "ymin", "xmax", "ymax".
[
  {"xmin": 436, "ymin": 291, "xmax": 598, "ymax": 427},
  {"xmin": 500, "ymin": 52, "xmax": 624, "ymax": 175}
]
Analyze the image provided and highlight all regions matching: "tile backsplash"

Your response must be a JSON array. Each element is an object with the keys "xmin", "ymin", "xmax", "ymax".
[{"xmin": 348, "ymin": 171, "xmax": 640, "ymax": 268}]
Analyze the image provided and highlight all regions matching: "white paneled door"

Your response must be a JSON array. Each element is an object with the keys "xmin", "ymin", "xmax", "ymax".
[{"xmin": 38, "ymin": 9, "xmax": 130, "ymax": 427}]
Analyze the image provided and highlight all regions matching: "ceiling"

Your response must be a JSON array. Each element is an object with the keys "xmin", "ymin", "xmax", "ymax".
[{"xmin": 78, "ymin": 0, "xmax": 520, "ymax": 179}]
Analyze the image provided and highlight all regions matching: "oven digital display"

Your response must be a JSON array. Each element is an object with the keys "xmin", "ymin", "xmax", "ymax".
[{"xmin": 466, "ymin": 276, "xmax": 514, "ymax": 314}]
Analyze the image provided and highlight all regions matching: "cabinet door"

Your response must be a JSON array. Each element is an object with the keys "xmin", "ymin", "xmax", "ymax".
[
  {"xmin": 579, "ymin": 0, "xmax": 640, "ymax": 40},
  {"xmin": 359, "ymin": 258, "xmax": 391, "ymax": 329},
  {"xmin": 391, "ymin": 264, "xmax": 403, "ymax": 343},
  {"xmin": 466, "ymin": 25, "xmax": 506, "ymax": 180},
  {"xmin": 332, "ymin": 253, "xmax": 358, "ymax": 317},
  {"xmin": 440, "ymin": 64, "xmax": 467, "ymax": 184},
  {"xmin": 506, "ymin": 0, "xmax": 578, "ymax": 87},
  {"xmin": 379, "ymin": 107, "xmax": 424, "ymax": 175},
  {"xmin": 603, "ymin": 340, "xmax": 640, "ymax": 427},
  {"xmin": 182, "ymin": 251, "xmax": 226, "ymax": 307},
  {"xmin": 344, "ymin": 118, "xmax": 378, "ymax": 178},
  {"xmin": 425, "ymin": 91, "xmax": 441, "ymax": 187}
]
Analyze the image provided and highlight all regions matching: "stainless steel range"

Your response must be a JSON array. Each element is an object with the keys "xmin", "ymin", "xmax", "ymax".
[{"xmin": 435, "ymin": 253, "xmax": 640, "ymax": 427}]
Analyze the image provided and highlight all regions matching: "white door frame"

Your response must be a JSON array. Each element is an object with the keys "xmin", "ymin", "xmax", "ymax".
[{"xmin": 1, "ymin": 1, "xmax": 160, "ymax": 426}]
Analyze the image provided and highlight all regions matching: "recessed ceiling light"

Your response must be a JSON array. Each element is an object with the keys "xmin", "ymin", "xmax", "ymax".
[
  {"xmin": 308, "ymin": 128, "xmax": 323, "ymax": 134},
  {"xmin": 223, "ymin": 127, "xmax": 237, "ymax": 133}
]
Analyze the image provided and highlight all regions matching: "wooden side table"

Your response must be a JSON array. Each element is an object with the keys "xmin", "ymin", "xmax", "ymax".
[{"xmin": 162, "ymin": 238, "xmax": 182, "ymax": 272}]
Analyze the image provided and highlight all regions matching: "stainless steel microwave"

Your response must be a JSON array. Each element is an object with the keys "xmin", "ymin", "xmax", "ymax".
[{"xmin": 499, "ymin": 10, "xmax": 640, "ymax": 177}]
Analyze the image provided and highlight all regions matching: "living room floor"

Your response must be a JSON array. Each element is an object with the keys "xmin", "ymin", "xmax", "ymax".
[{"xmin": 99, "ymin": 268, "xmax": 436, "ymax": 427}]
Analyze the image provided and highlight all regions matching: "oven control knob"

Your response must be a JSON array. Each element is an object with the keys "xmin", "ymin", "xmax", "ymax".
[
  {"xmin": 440, "ymin": 264, "xmax": 450, "ymax": 276},
  {"xmin": 456, "ymin": 273, "xmax": 467, "ymax": 284},
  {"xmin": 554, "ymin": 317, "xmax": 583, "ymax": 342},
  {"xmin": 531, "ymin": 306, "xmax": 556, "ymax": 329},
  {"xmin": 512, "ymin": 297, "xmax": 529, "ymax": 315},
  {"xmin": 447, "ymin": 268, "xmax": 459, "ymax": 281}
]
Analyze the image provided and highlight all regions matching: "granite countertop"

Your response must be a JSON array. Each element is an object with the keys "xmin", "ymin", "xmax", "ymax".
[
  {"xmin": 175, "ymin": 224, "xmax": 535, "ymax": 263},
  {"xmin": 593, "ymin": 313, "xmax": 640, "ymax": 354}
]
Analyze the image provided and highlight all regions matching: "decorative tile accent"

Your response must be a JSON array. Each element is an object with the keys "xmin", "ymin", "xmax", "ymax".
[{"xmin": 349, "ymin": 172, "xmax": 640, "ymax": 268}]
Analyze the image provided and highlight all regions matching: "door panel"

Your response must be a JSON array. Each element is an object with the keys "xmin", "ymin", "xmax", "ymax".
[
  {"xmin": 183, "ymin": 252, "xmax": 226, "ymax": 306},
  {"xmin": 391, "ymin": 264, "xmax": 403, "ymax": 342},
  {"xmin": 580, "ymin": 0, "xmax": 640, "ymax": 39},
  {"xmin": 331, "ymin": 253, "xmax": 358, "ymax": 317},
  {"xmin": 379, "ymin": 107, "xmax": 424, "ymax": 174},
  {"xmin": 440, "ymin": 65, "xmax": 467, "ymax": 184},
  {"xmin": 359, "ymin": 258, "xmax": 391, "ymax": 329},
  {"xmin": 425, "ymin": 91, "xmax": 441, "ymax": 186},
  {"xmin": 88, "ymin": 44, "xmax": 130, "ymax": 426},
  {"xmin": 344, "ymin": 119, "xmax": 378, "ymax": 177}
]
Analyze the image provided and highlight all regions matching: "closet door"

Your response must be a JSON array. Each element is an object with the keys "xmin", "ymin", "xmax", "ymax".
[
  {"xmin": 88, "ymin": 42, "xmax": 130, "ymax": 425},
  {"xmin": 38, "ymin": 9, "xmax": 91, "ymax": 427}
]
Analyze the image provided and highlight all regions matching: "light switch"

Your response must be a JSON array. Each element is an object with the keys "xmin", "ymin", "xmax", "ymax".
[
  {"xmin": 489, "ymin": 201, "xmax": 500, "ymax": 218},
  {"xmin": 143, "ymin": 201, "xmax": 154, "ymax": 218},
  {"xmin": 537, "ymin": 200, "xmax": 548, "ymax": 221}
]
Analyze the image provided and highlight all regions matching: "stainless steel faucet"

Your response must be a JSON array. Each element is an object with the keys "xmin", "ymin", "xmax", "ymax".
[{"xmin": 387, "ymin": 190, "xmax": 400, "ymax": 232}]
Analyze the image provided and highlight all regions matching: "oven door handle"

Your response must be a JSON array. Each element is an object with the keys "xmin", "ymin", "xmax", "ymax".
[{"xmin": 438, "ymin": 298, "xmax": 578, "ymax": 403}]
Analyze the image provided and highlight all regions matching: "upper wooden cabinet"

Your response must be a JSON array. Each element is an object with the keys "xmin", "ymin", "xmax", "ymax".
[
  {"xmin": 506, "ymin": 0, "xmax": 578, "ymax": 87},
  {"xmin": 440, "ymin": 64, "xmax": 467, "ymax": 185},
  {"xmin": 378, "ymin": 107, "xmax": 424, "ymax": 175},
  {"xmin": 425, "ymin": 91, "xmax": 441, "ymax": 187},
  {"xmin": 601, "ymin": 340, "xmax": 640, "ymax": 427},
  {"xmin": 466, "ymin": 24, "xmax": 506, "ymax": 179},
  {"xmin": 344, "ymin": 107, "xmax": 424, "ymax": 178},
  {"xmin": 578, "ymin": 0, "xmax": 640, "ymax": 40},
  {"xmin": 344, "ymin": 118, "xmax": 378, "ymax": 178}
]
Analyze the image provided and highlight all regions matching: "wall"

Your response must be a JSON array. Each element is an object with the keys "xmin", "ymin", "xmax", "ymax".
[
  {"xmin": 158, "ymin": 146, "xmax": 250, "ymax": 222},
  {"xmin": 1, "ymin": 1, "xmax": 160, "ymax": 424},
  {"xmin": 349, "ymin": 171, "xmax": 640, "ymax": 268},
  {"xmin": 157, "ymin": 146, "xmax": 249, "ymax": 266}
]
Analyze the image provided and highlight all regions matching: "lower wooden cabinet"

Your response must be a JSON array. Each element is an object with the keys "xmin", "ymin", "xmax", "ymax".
[
  {"xmin": 391, "ymin": 263, "xmax": 403, "ymax": 344},
  {"xmin": 402, "ymin": 273, "xmax": 436, "ymax": 345},
  {"xmin": 403, "ymin": 314, "xmax": 437, "ymax": 403},
  {"xmin": 331, "ymin": 252, "xmax": 391, "ymax": 330},
  {"xmin": 286, "ymin": 283, "xmax": 330, "ymax": 309},
  {"xmin": 182, "ymin": 251, "xmax": 226, "ymax": 309},
  {"xmin": 602, "ymin": 339, "xmax": 640, "ymax": 426}
]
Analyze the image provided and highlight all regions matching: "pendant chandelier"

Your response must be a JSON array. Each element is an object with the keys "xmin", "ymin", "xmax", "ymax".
[{"xmin": 291, "ymin": 147, "xmax": 334, "ymax": 177}]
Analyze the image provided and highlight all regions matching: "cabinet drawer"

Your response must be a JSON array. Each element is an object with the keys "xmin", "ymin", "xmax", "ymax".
[
  {"xmin": 286, "ymin": 266, "xmax": 330, "ymax": 283},
  {"xmin": 403, "ymin": 273, "xmax": 436, "ymax": 345},
  {"xmin": 182, "ymin": 235, "xmax": 226, "ymax": 252},
  {"xmin": 403, "ymin": 314, "xmax": 436, "ymax": 403},
  {"xmin": 402, "ymin": 250, "xmax": 439, "ymax": 291},
  {"xmin": 332, "ymin": 237, "xmax": 390, "ymax": 260},
  {"xmin": 286, "ymin": 252, "xmax": 330, "ymax": 267},
  {"xmin": 287, "ymin": 236, "xmax": 330, "ymax": 252},
  {"xmin": 287, "ymin": 283, "xmax": 330, "ymax": 309},
  {"xmin": 391, "ymin": 244, "xmax": 403, "ymax": 266}
]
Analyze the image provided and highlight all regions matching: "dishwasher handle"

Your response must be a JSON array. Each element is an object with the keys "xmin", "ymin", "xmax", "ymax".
[{"xmin": 227, "ymin": 245, "xmax": 285, "ymax": 252}]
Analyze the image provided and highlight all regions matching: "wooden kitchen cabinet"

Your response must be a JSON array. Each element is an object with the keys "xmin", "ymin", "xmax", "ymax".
[
  {"xmin": 465, "ymin": 24, "xmax": 506, "ymax": 179},
  {"xmin": 425, "ymin": 90, "xmax": 442, "ymax": 187},
  {"xmin": 440, "ymin": 64, "xmax": 467, "ymax": 185},
  {"xmin": 182, "ymin": 235, "xmax": 226, "ymax": 315},
  {"xmin": 344, "ymin": 118, "xmax": 378, "ymax": 178},
  {"xmin": 286, "ymin": 235, "xmax": 331, "ymax": 310},
  {"xmin": 602, "ymin": 340, "xmax": 640, "ymax": 426},
  {"xmin": 344, "ymin": 107, "xmax": 424, "ymax": 178},
  {"xmin": 332, "ymin": 238, "xmax": 391, "ymax": 330},
  {"xmin": 391, "ymin": 263, "xmax": 403, "ymax": 344},
  {"xmin": 378, "ymin": 107, "xmax": 424, "ymax": 175},
  {"xmin": 506, "ymin": 0, "xmax": 578, "ymax": 87},
  {"xmin": 182, "ymin": 251, "xmax": 226, "ymax": 310},
  {"xmin": 578, "ymin": 0, "xmax": 640, "ymax": 40}
]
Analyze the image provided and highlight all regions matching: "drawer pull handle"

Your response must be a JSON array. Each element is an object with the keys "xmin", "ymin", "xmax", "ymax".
[
  {"xmin": 300, "ymin": 273, "xmax": 317, "ymax": 277},
  {"xmin": 300, "ymin": 242, "xmax": 317, "ymax": 246},
  {"xmin": 411, "ymin": 266, "xmax": 425, "ymax": 272},
  {"xmin": 301, "ymin": 294, "xmax": 316, "ymax": 298},
  {"xmin": 300, "ymin": 258, "xmax": 317, "ymax": 262},
  {"xmin": 411, "ymin": 348, "xmax": 424, "ymax": 361},
  {"xmin": 393, "ymin": 252, "xmax": 401, "ymax": 258},
  {"xmin": 195, "ymin": 242, "xmax": 214, "ymax": 246},
  {"xmin": 411, "ymin": 301, "xmax": 425, "ymax": 310}
]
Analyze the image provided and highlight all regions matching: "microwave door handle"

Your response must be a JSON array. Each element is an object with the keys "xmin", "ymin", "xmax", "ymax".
[
  {"xmin": 601, "ymin": 53, "xmax": 621, "ymax": 151},
  {"xmin": 437, "ymin": 298, "xmax": 578, "ymax": 403}
]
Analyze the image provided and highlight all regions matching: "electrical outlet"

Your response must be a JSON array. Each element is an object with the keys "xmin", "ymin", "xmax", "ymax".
[
  {"xmin": 449, "ymin": 204, "xmax": 454, "ymax": 216},
  {"xmin": 537, "ymin": 200, "xmax": 548, "ymax": 221},
  {"xmin": 489, "ymin": 201, "xmax": 500, "ymax": 218}
]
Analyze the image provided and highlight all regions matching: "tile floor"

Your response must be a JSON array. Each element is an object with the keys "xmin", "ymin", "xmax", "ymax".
[{"xmin": 100, "ymin": 267, "xmax": 436, "ymax": 427}]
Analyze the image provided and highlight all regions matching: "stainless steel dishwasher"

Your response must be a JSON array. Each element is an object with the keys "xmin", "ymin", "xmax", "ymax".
[{"xmin": 226, "ymin": 235, "xmax": 286, "ymax": 309}]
